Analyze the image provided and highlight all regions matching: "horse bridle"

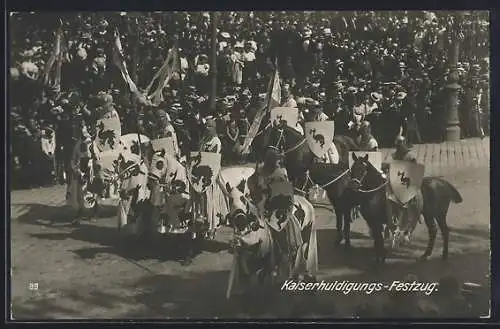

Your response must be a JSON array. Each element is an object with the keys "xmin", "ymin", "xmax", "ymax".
[
  {"xmin": 294, "ymin": 168, "xmax": 351, "ymax": 195},
  {"xmin": 267, "ymin": 126, "xmax": 306, "ymax": 155},
  {"xmin": 351, "ymin": 161, "xmax": 388, "ymax": 194}
]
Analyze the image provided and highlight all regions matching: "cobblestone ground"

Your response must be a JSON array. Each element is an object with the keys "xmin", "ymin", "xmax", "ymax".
[{"xmin": 10, "ymin": 138, "xmax": 490, "ymax": 319}]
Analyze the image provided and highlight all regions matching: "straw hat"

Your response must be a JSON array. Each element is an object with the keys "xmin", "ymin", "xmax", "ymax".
[
  {"xmin": 370, "ymin": 92, "xmax": 383, "ymax": 102},
  {"xmin": 396, "ymin": 92, "xmax": 407, "ymax": 100}
]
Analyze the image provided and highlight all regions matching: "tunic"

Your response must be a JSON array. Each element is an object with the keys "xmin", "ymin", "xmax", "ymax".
[
  {"xmin": 255, "ymin": 165, "xmax": 303, "ymax": 275},
  {"xmin": 384, "ymin": 151, "xmax": 422, "ymax": 237},
  {"xmin": 66, "ymin": 140, "xmax": 94, "ymax": 211},
  {"xmin": 199, "ymin": 135, "xmax": 229, "ymax": 231}
]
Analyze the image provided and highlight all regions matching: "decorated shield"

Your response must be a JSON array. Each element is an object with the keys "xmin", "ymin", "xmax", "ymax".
[
  {"xmin": 389, "ymin": 160, "xmax": 425, "ymax": 204},
  {"xmin": 264, "ymin": 179, "xmax": 294, "ymax": 232},
  {"xmin": 151, "ymin": 137, "xmax": 176, "ymax": 156},
  {"xmin": 96, "ymin": 117, "xmax": 121, "ymax": 151},
  {"xmin": 187, "ymin": 151, "xmax": 222, "ymax": 193},
  {"xmin": 219, "ymin": 166, "xmax": 256, "ymax": 197},
  {"xmin": 348, "ymin": 151, "xmax": 383, "ymax": 171},
  {"xmin": 94, "ymin": 149, "xmax": 121, "ymax": 182},
  {"xmin": 305, "ymin": 121, "xmax": 335, "ymax": 158},
  {"xmin": 270, "ymin": 107, "xmax": 298, "ymax": 129}
]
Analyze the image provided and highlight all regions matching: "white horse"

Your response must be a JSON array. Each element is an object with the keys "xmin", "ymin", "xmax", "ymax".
[{"xmin": 225, "ymin": 181, "xmax": 318, "ymax": 299}]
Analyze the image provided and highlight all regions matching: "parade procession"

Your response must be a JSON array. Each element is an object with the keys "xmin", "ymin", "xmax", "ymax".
[{"xmin": 9, "ymin": 11, "xmax": 490, "ymax": 319}]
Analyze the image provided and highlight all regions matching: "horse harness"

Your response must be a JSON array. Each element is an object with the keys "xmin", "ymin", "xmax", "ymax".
[{"xmin": 268, "ymin": 127, "xmax": 307, "ymax": 156}]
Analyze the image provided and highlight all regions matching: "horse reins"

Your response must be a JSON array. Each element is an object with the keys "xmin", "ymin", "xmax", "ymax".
[
  {"xmin": 268, "ymin": 127, "xmax": 307, "ymax": 155},
  {"xmin": 352, "ymin": 165, "xmax": 388, "ymax": 194}
]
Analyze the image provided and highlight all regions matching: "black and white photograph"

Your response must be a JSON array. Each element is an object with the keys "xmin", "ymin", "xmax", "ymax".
[{"xmin": 8, "ymin": 10, "xmax": 490, "ymax": 319}]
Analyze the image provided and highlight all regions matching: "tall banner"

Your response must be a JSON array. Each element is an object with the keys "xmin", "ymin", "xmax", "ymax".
[
  {"xmin": 240, "ymin": 60, "xmax": 281, "ymax": 154},
  {"xmin": 112, "ymin": 29, "xmax": 138, "ymax": 93},
  {"xmin": 41, "ymin": 25, "xmax": 64, "ymax": 93},
  {"xmin": 145, "ymin": 46, "xmax": 180, "ymax": 105}
]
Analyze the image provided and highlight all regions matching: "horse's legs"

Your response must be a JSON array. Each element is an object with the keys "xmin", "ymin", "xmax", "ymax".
[
  {"xmin": 367, "ymin": 219, "xmax": 385, "ymax": 266},
  {"xmin": 420, "ymin": 212, "xmax": 438, "ymax": 260},
  {"xmin": 334, "ymin": 207, "xmax": 344, "ymax": 246},
  {"xmin": 343, "ymin": 208, "xmax": 352, "ymax": 250},
  {"xmin": 435, "ymin": 208, "xmax": 450, "ymax": 261},
  {"xmin": 373, "ymin": 224, "xmax": 386, "ymax": 266}
]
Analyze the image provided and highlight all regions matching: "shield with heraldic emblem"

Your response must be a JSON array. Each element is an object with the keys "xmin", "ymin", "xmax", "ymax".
[
  {"xmin": 151, "ymin": 137, "xmax": 177, "ymax": 156},
  {"xmin": 94, "ymin": 149, "xmax": 122, "ymax": 182},
  {"xmin": 389, "ymin": 160, "xmax": 425, "ymax": 204},
  {"xmin": 348, "ymin": 151, "xmax": 383, "ymax": 171},
  {"xmin": 187, "ymin": 151, "xmax": 222, "ymax": 193},
  {"xmin": 264, "ymin": 179, "xmax": 294, "ymax": 232},
  {"xmin": 305, "ymin": 121, "xmax": 335, "ymax": 159},
  {"xmin": 270, "ymin": 107, "xmax": 298, "ymax": 129},
  {"xmin": 96, "ymin": 117, "xmax": 121, "ymax": 151}
]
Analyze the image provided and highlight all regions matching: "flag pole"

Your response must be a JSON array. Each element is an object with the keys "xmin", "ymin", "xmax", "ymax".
[{"xmin": 209, "ymin": 12, "xmax": 218, "ymax": 114}]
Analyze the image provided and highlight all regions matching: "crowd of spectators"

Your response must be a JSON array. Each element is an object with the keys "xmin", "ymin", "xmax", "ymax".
[{"xmin": 10, "ymin": 11, "xmax": 490, "ymax": 188}]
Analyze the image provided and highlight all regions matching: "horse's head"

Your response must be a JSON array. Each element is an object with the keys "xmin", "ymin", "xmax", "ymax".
[
  {"xmin": 263, "ymin": 123, "xmax": 287, "ymax": 154},
  {"xmin": 349, "ymin": 152, "xmax": 379, "ymax": 191},
  {"xmin": 225, "ymin": 181, "xmax": 253, "ymax": 233},
  {"xmin": 349, "ymin": 152, "xmax": 372, "ymax": 191},
  {"xmin": 115, "ymin": 151, "xmax": 147, "ymax": 194}
]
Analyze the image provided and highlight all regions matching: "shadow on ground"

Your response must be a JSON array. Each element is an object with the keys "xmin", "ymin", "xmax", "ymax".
[
  {"xmin": 12, "ymin": 250, "xmax": 490, "ymax": 320},
  {"xmin": 14, "ymin": 203, "xmax": 118, "ymax": 227}
]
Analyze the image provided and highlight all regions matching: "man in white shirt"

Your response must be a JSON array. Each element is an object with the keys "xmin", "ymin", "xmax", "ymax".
[{"xmin": 281, "ymin": 84, "xmax": 297, "ymax": 108}]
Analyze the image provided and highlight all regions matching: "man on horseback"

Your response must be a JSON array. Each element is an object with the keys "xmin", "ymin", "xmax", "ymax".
[
  {"xmin": 249, "ymin": 148, "xmax": 303, "ymax": 279},
  {"xmin": 383, "ymin": 135, "xmax": 423, "ymax": 244}
]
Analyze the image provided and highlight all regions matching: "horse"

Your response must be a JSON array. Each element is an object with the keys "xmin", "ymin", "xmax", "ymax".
[
  {"xmin": 97, "ymin": 150, "xmax": 151, "ymax": 236},
  {"xmin": 148, "ymin": 148, "xmax": 203, "ymax": 263},
  {"xmin": 148, "ymin": 149, "xmax": 191, "ymax": 234},
  {"xmin": 260, "ymin": 123, "xmax": 361, "ymax": 248},
  {"xmin": 348, "ymin": 153, "xmax": 463, "ymax": 265},
  {"xmin": 225, "ymin": 179, "xmax": 318, "ymax": 299},
  {"xmin": 225, "ymin": 181, "xmax": 275, "ymax": 298}
]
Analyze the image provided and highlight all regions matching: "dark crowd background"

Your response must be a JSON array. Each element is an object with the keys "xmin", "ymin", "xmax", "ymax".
[{"xmin": 9, "ymin": 11, "xmax": 489, "ymax": 189}]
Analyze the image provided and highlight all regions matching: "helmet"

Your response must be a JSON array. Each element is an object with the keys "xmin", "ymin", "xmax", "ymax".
[{"xmin": 395, "ymin": 135, "xmax": 406, "ymax": 146}]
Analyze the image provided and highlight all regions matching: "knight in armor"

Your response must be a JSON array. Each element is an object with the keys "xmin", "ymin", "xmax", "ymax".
[
  {"xmin": 383, "ymin": 135, "xmax": 422, "ymax": 243},
  {"xmin": 251, "ymin": 149, "xmax": 303, "ymax": 278},
  {"xmin": 309, "ymin": 101, "xmax": 329, "ymax": 122}
]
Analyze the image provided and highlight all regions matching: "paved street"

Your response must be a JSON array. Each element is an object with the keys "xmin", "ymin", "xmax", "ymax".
[{"xmin": 10, "ymin": 138, "xmax": 490, "ymax": 319}]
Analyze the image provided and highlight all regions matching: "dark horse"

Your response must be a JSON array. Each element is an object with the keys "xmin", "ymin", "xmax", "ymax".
[
  {"xmin": 258, "ymin": 122, "xmax": 361, "ymax": 247},
  {"xmin": 349, "ymin": 153, "xmax": 463, "ymax": 265}
]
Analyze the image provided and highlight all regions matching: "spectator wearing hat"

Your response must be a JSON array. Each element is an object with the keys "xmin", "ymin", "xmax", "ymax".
[
  {"xmin": 242, "ymin": 41, "xmax": 257, "ymax": 86},
  {"xmin": 309, "ymin": 101, "xmax": 329, "ymax": 122},
  {"xmin": 231, "ymin": 41, "xmax": 245, "ymax": 86},
  {"xmin": 396, "ymin": 91, "xmax": 421, "ymax": 146}
]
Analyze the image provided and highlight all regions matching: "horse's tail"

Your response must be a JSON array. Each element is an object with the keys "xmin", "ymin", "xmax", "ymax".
[
  {"xmin": 429, "ymin": 177, "xmax": 463, "ymax": 204},
  {"xmin": 442, "ymin": 180, "xmax": 463, "ymax": 204}
]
